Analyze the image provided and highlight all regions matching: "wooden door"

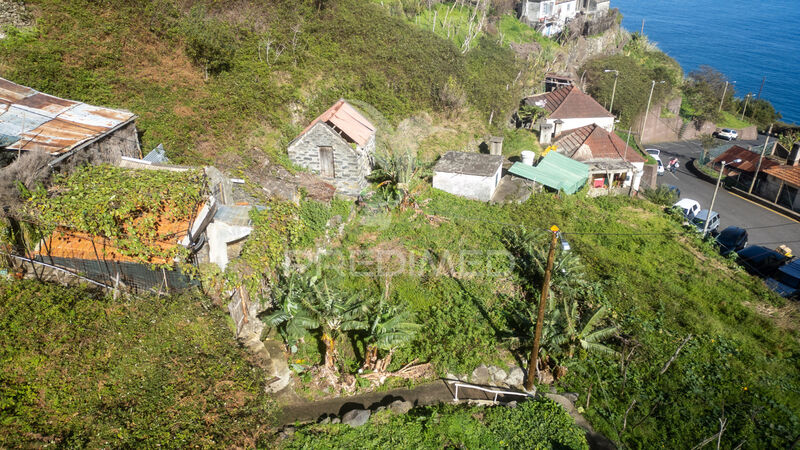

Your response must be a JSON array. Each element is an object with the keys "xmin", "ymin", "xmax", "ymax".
[{"xmin": 319, "ymin": 146, "xmax": 334, "ymax": 177}]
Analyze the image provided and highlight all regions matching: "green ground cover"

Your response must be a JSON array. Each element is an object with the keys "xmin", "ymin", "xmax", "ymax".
[
  {"xmin": 717, "ymin": 111, "xmax": 753, "ymax": 129},
  {"xmin": 283, "ymin": 398, "xmax": 588, "ymax": 449},
  {"xmin": 0, "ymin": 280, "xmax": 276, "ymax": 447}
]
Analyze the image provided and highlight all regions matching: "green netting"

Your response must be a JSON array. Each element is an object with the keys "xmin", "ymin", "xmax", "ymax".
[{"xmin": 508, "ymin": 152, "xmax": 589, "ymax": 194}]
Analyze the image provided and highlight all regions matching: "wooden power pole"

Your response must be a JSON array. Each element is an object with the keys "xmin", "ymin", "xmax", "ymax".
[
  {"xmin": 525, "ymin": 225, "xmax": 559, "ymax": 391},
  {"xmin": 749, "ymin": 124, "xmax": 773, "ymax": 194}
]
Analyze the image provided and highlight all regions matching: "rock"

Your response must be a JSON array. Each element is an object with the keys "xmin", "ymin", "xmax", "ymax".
[
  {"xmin": 563, "ymin": 392, "xmax": 579, "ymax": 404},
  {"xmin": 376, "ymin": 406, "xmax": 386, "ymax": 413},
  {"xmin": 505, "ymin": 401, "xmax": 518, "ymax": 408},
  {"xmin": 506, "ymin": 367, "xmax": 525, "ymax": 387},
  {"xmin": 341, "ymin": 409, "xmax": 371, "ymax": 427},
  {"xmin": 331, "ymin": 418, "xmax": 341, "ymax": 424},
  {"xmin": 389, "ymin": 400, "xmax": 413, "ymax": 415},
  {"xmin": 549, "ymin": 385, "xmax": 558, "ymax": 394},
  {"xmin": 318, "ymin": 416, "xmax": 331, "ymax": 424},
  {"xmin": 470, "ymin": 365, "xmax": 490, "ymax": 385},
  {"xmin": 491, "ymin": 368, "xmax": 507, "ymax": 384},
  {"xmin": 445, "ymin": 372, "xmax": 459, "ymax": 381}
]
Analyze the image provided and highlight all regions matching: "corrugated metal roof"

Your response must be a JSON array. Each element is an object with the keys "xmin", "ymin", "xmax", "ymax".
[
  {"xmin": 509, "ymin": 152, "xmax": 589, "ymax": 194},
  {"xmin": 711, "ymin": 145, "xmax": 779, "ymax": 173},
  {"xmin": 0, "ymin": 77, "xmax": 135, "ymax": 154},
  {"xmin": 143, "ymin": 144, "xmax": 170, "ymax": 164},
  {"xmin": 297, "ymin": 100, "xmax": 376, "ymax": 148},
  {"xmin": 523, "ymin": 86, "xmax": 613, "ymax": 120},
  {"xmin": 764, "ymin": 165, "xmax": 800, "ymax": 187}
]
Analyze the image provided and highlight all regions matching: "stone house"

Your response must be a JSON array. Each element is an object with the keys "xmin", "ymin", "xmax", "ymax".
[
  {"xmin": 287, "ymin": 100, "xmax": 376, "ymax": 197},
  {"xmin": 519, "ymin": 0, "xmax": 578, "ymax": 36},
  {"xmin": 552, "ymin": 124, "xmax": 648, "ymax": 194},
  {"xmin": 524, "ymin": 85, "xmax": 615, "ymax": 145},
  {"xmin": 433, "ymin": 151, "xmax": 504, "ymax": 202}
]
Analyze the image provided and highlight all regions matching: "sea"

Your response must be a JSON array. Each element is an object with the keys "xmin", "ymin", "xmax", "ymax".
[{"xmin": 612, "ymin": 0, "xmax": 800, "ymax": 125}]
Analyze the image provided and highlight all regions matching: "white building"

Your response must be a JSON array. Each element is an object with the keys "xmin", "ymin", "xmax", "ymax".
[
  {"xmin": 523, "ymin": 85, "xmax": 615, "ymax": 144},
  {"xmin": 433, "ymin": 151, "xmax": 504, "ymax": 202},
  {"xmin": 519, "ymin": 0, "xmax": 578, "ymax": 36}
]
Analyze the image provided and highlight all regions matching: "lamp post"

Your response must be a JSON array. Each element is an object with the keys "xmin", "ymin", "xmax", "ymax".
[
  {"xmin": 604, "ymin": 69, "xmax": 619, "ymax": 114},
  {"xmin": 641, "ymin": 80, "xmax": 666, "ymax": 143},
  {"xmin": 718, "ymin": 80, "xmax": 735, "ymax": 113},
  {"xmin": 740, "ymin": 93, "xmax": 751, "ymax": 121},
  {"xmin": 704, "ymin": 158, "xmax": 742, "ymax": 236}
]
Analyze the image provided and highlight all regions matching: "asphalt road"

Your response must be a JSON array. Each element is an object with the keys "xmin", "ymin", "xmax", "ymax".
[{"xmin": 649, "ymin": 135, "xmax": 800, "ymax": 251}]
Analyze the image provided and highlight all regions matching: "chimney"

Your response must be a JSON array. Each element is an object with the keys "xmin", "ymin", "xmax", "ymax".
[
  {"xmin": 789, "ymin": 142, "xmax": 800, "ymax": 166},
  {"xmin": 553, "ymin": 119, "xmax": 564, "ymax": 136},
  {"xmin": 488, "ymin": 136, "xmax": 504, "ymax": 155},
  {"xmin": 539, "ymin": 123, "xmax": 554, "ymax": 145}
]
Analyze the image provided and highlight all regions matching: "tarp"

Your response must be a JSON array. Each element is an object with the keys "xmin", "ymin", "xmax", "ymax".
[{"xmin": 508, "ymin": 152, "xmax": 589, "ymax": 194}]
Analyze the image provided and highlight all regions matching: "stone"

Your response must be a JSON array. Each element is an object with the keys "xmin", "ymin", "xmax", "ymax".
[
  {"xmin": 470, "ymin": 365, "xmax": 490, "ymax": 385},
  {"xmin": 490, "ymin": 368, "xmax": 507, "ymax": 384},
  {"xmin": 319, "ymin": 417, "xmax": 331, "ymax": 424},
  {"xmin": 389, "ymin": 400, "xmax": 413, "ymax": 415},
  {"xmin": 341, "ymin": 409, "xmax": 371, "ymax": 427},
  {"xmin": 563, "ymin": 393, "xmax": 579, "ymax": 404},
  {"xmin": 445, "ymin": 372, "xmax": 458, "ymax": 381},
  {"xmin": 505, "ymin": 401, "xmax": 518, "ymax": 408},
  {"xmin": 506, "ymin": 367, "xmax": 525, "ymax": 387},
  {"xmin": 331, "ymin": 418, "xmax": 341, "ymax": 424},
  {"xmin": 376, "ymin": 406, "xmax": 386, "ymax": 413}
]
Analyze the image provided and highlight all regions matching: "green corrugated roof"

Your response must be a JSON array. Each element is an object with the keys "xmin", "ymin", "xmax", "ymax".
[
  {"xmin": 0, "ymin": 133, "xmax": 20, "ymax": 148},
  {"xmin": 508, "ymin": 152, "xmax": 589, "ymax": 194}
]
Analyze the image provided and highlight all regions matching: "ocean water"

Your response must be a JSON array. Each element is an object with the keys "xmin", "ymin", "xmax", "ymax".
[{"xmin": 612, "ymin": 0, "xmax": 800, "ymax": 124}]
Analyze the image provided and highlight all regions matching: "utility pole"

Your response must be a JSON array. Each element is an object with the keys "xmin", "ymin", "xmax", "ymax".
[
  {"xmin": 704, "ymin": 158, "xmax": 740, "ymax": 236},
  {"xmin": 749, "ymin": 124, "xmax": 773, "ymax": 194},
  {"xmin": 741, "ymin": 93, "xmax": 751, "ymax": 121},
  {"xmin": 640, "ymin": 18, "xmax": 644, "ymax": 35},
  {"xmin": 604, "ymin": 69, "xmax": 619, "ymax": 114},
  {"xmin": 525, "ymin": 225, "xmax": 559, "ymax": 391},
  {"xmin": 757, "ymin": 76, "xmax": 766, "ymax": 99},
  {"xmin": 718, "ymin": 80, "xmax": 734, "ymax": 113},
  {"xmin": 641, "ymin": 80, "xmax": 664, "ymax": 144}
]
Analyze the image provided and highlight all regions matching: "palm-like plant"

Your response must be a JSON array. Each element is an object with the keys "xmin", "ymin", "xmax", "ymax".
[
  {"xmin": 363, "ymin": 299, "xmax": 420, "ymax": 372},
  {"xmin": 264, "ymin": 272, "xmax": 319, "ymax": 353},
  {"xmin": 304, "ymin": 279, "xmax": 369, "ymax": 371},
  {"xmin": 555, "ymin": 299, "xmax": 619, "ymax": 359}
]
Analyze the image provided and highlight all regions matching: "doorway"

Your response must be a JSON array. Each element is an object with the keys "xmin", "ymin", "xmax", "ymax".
[{"xmin": 319, "ymin": 146, "xmax": 334, "ymax": 177}]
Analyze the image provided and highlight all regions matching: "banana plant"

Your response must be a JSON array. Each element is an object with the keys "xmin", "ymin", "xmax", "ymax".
[
  {"xmin": 264, "ymin": 271, "xmax": 319, "ymax": 353},
  {"xmin": 362, "ymin": 298, "xmax": 420, "ymax": 372}
]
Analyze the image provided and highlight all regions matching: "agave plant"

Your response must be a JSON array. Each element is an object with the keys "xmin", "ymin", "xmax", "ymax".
[{"xmin": 363, "ymin": 298, "xmax": 420, "ymax": 372}]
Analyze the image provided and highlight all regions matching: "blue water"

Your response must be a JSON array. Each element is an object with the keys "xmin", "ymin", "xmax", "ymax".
[{"xmin": 612, "ymin": 0, "xmax": 800, "ymax": 124}]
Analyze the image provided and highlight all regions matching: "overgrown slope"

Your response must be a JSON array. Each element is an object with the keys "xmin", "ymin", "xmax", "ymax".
[
  {"xmin": 0, "ymin": 280, "xmax": 276, "ymax": 447},
  {"xmin": 0, "ymin": 0, "xmax": 521, "ymax": 166}
]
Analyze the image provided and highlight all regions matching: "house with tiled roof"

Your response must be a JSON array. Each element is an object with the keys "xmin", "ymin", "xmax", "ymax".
[
  {"xmin": 552, "ymin": 124, "xmax": 647, "ymax": 195},
  {"xmin": 758, "ymin": 149, "xmax": 800, "ymax": 212},
  {"xmin": 287, "ymin": 100, "xmax": 376, "ymax": 197},
  {"xmin": 523, "ymin": 85, "xmax": 615, "ymax": 145}
]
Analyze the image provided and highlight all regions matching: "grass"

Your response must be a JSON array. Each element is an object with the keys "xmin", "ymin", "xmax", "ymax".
[
  {"xmin": 312, "ymin": 182, "xmax": 800, "ymax": 447},
  {"xmin": 0, "ymin": 280, "xmax": 277, "ymax": 447},
  {"xmin": 717, "ymin": 111, "xmax": 753, "ymax": 129}
]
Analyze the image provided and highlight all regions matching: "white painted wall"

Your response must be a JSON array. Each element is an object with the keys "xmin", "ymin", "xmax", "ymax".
[
  {"xmin": 433, "ymin": 166, "xmax": 502, "ymax": 202},
  {"xmin": 548, "ymin": 116, "xmax": 615, "ymax": 134}
]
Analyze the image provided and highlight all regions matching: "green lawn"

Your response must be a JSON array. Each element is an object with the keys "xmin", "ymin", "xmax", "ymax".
[{"xmin": 717, "ymin": 111, "xmax": 753, "ymax": 129}]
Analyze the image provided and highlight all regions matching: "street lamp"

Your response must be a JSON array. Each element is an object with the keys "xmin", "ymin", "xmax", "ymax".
[
  {"xmin": 740, "ymin": 93, "xmax": 751, "ymax": 121},
  {"xmin": 641, "ymin": 80, "xmax": 666, "ymax": 142},
  {"xmin": 718, "ymin": 80, "xmax": 736, "ymax": 113},
  {"xmin": 603, "ymin": 69, "xmax": 619, "ymax": 114},
  {"xmin": 704, "ymin": 158, "xmax": 742, "ymax": 236}
]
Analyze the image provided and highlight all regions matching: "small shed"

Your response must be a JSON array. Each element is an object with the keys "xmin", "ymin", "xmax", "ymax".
[
  {"xmin": 287, "ymin": 100, "xmax": 376, "ymax": 197},
  {"xmin": 433, "ymin": 151, "xmax": 504, "ymax": 202}
]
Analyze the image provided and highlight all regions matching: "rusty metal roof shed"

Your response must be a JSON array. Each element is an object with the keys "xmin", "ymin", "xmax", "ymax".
[{"xmin": 0, "ymin": 77, "xmax": 135, "ymax": 155}]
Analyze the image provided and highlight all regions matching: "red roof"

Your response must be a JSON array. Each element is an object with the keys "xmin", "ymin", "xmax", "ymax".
[
  {"xmin": 764, "ymin": 165, "xmax": 800, "ymax": 187},
  {"xmin": 711, "ymin": 145, "xmax": 779, "ymax": 173},
  {"xmin": 524, "ymin": 86, "xmax": 613, "ymax": 120},
  {"xmin": 554, "ymin": 124, "xmax": 646, "ymax": 163},
  {"xmin": 298, "ymin": 100, "xmax": 376, "ymax": 147}
]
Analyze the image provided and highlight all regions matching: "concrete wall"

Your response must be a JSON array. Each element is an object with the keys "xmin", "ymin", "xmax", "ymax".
[
  {"xmin": 433, "ymin": 166, "xmax": 502, "ymax": 202},
  {"xmin": 640, "ymin": 163, "xmax": 658, "ymax": 190},
  {"xmin": 287, "ymin": 121, "xmax": 372, "ymax": 197}
]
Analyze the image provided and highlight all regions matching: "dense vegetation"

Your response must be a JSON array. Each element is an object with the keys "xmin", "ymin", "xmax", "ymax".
[
  {"xmin": 278, "ymin": 181, "xmax": 800, "ymax": 447},
  {"xmin": 0, "ymin": 280, "xmax": 276, "ymax": 447},
  {"xmin": 0, "ymin": 0, "xmax": 521, "ymax": 166},
  {"xmin": 283, "ymin": 398, "xmax": 588, "ymax": 449}
]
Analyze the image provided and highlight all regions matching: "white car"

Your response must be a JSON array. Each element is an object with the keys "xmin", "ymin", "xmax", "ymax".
[
  {"xmin": 717, "ymin": 128, "xmax": 738, "ymax": 141},
  {"xmin": 654, "ymin": 155, "xmax": 665, "ymax": 175},
  {"xmin": 646, "ymin": 148, "xmax": 660, "ymax": 157},
  {"xmin": 674, "ymin": 199, "xmax": 701, "ymax": 219}
]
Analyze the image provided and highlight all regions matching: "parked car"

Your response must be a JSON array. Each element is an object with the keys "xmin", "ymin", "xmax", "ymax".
[
  {"xmin": 691, "ymin": 209, "xmax": 720, "ymax": 234},
  {"xmin": 715, "ymin": 226, "xmax": 748, "ymax": 256},
  {"xmin": 646, "ymin": 148, "xmax": 660, "ymax": 157},
  {"xmin": 765, "ymin": 259, "xmax": 800, "ymax": 299},
  {"xmin": 716, "ymin": 128, "xmax": 738, "ymax": 141},
  {"xmin": 654, "ymin": 155, "xmax": 665, "ymax": 175},
  {"xmin": 674, "ymin": 198, "xmax": 700, "ymax": 219},
  {"xmin": 735, "ymin": 246, "xmax": 791, "ymax": 278}
]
